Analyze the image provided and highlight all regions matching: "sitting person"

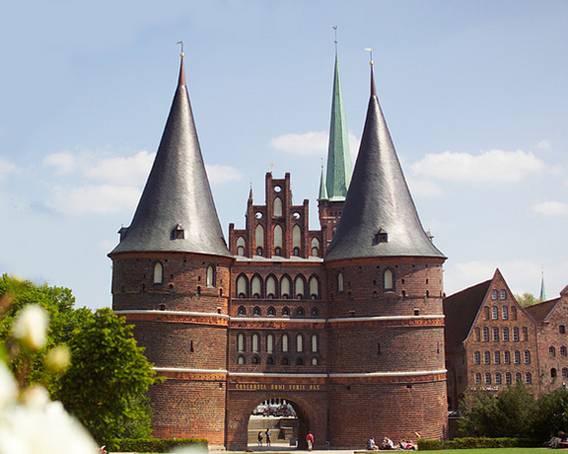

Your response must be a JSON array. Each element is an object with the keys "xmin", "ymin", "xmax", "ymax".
[
  {"xmin": 380, "ymin": 436, "xmax": 395, "ymax": 450},
  {"xmin": 546, "ymin": 431, "xmax": 567, "ymax": 448},
  {"xmin": 366, "ymin": 437, "xmax": 379, "ymax": 451},
  {"xmin": 399, "ymin": 439, "xmax": 417, "ymax": 451}
]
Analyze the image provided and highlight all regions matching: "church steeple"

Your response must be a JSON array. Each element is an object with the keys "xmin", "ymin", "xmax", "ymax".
[
  {"xmin": 325, "ymin": 48, "xmax": 352, "ymax": 201},
  {"xmin": 326, "ymin": 58, "xmax": 445, "ymax": 261},
  {"xmin": 111, "ymin": 53, "xmax": 230, "ymax": 258}
]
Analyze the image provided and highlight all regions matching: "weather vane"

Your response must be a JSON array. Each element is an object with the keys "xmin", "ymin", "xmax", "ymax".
[
  {"xmin": 364, "ymin": 47, "xmax": 374, "ymax": 66},
  {"xmin": 177, "ymin": 40, "xmax": 184, "ymax": 57}
]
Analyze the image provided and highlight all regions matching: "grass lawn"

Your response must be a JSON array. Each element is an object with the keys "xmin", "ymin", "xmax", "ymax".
[{"xmin": 420, "ymin": 449, "xmax": 551, "ymax": 453}]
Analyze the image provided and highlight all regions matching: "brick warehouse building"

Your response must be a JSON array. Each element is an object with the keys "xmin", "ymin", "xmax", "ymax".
[{"xmin": 109, "ymin": 49, "xmax": 448, "ymax": 450}]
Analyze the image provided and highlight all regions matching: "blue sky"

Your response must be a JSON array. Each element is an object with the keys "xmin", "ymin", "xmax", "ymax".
[{"xmin": 0, "ymin": 0, "xmax": 566, "ymax": 309}]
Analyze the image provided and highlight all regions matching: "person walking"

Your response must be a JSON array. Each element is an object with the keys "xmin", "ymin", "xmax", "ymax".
[
  {"xmin": 265, "ymin": 428, "xmax": 271, "ymax": 447},
  {"xmin": 257, "ymin": 431, "xmax": 263, "ymax": 447},
  {"xmin": 306, "ymin": 431, "xmax": 315, "ymax": 451}
]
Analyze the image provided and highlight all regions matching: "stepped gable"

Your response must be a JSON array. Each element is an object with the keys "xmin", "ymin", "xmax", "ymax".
[
  {"xmin": 443, "ymin": 279, "xmax": 492, "ymax": 348},
  {"xmin": 325, "ymin": 62, "xmax": 444, "ymax": 261},
  {"xmin": 110, "ymin": 55, "xmax": 230, "ymax": 258}
]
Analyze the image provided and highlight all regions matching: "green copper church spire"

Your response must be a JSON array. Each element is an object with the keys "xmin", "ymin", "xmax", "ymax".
[
  {"xmin": 325, "ymin": 35, "xmax": 352, "ymax": 201},
  {"xmin": 318, "ymin": 162, "xmax": 328, "ymax": 200},
  {"xmin": 540, "ymin": 271, "xmax": 546, "ymax": 301}
]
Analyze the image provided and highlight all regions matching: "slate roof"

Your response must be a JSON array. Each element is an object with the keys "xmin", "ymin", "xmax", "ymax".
[
  {"xmin": 110, "ymin": 57, "xmax": 231, "ymax": 258},
  {"xmin": 525, "ymin": 298, "xmax": 560, "ymax": 323},
  {"xmin": 443, "ymin": 280, "xmax": 492, "ymax": 349},
  {"xmin": 325, "ymin": 64, "xmax": 445, "ymax": 261}
]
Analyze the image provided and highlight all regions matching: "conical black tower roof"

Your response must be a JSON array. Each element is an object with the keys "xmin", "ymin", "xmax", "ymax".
[
  {"xmin": 111, "ymin": 56, "xmax": 231, "ymax": 258},
  {"xmin": 325, "ymin": 63, "xmax": 445, "ymax": 261}
]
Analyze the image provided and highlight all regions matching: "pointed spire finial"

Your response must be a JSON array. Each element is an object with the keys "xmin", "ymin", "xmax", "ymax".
[
  {"xmin": 248, "ymin": 182, "xmax": 253, "ymax": 202},
  {"xmin": 176, "ymin": 41, "xmax": 186, "ymax": 87},
  {"xmin": 365, "ymin": 47, "xmax": 376, "ymax": 97},
  {"xmin": 333, "ymin": 25, "xmax": 338, "ymax": 54},
  {"xmin": 540, "ymin": 270, "xmax": 546, "ymax": 301}
]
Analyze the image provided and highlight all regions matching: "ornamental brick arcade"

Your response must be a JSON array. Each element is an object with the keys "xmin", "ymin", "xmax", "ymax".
[{"xmin": 109, "ymin": 52, "xmax": 448, "ymax": 449}]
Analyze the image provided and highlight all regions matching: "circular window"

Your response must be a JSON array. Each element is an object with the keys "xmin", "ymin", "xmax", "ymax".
[
  {"xmin": 255, "ymin": 212, "xmax": 263, "ymax": 219},
  {"xmin": 274, "ymin": 186, "xmax": 282, "ymax": 193},
  {"xmin": 292, "ymin": 212, "xmax": 301, "ymax": 220}
]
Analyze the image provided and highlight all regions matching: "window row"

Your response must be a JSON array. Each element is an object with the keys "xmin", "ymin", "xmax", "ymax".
[
  {"xmin": 236, "ymin": 355, "xmax": 319, "ymax": 366},
  {"xmin": 548, "ymin": 345, "xmax": 568, "ymax": 357},
  {"xmin": 551, "ymin": 368, "xmax": 568, "ymax": 379},
  {"xmin": 475, "ymin": 326, "xmax": 528, "ymax": 342},
  {"xmin": 241, "ymin": 225, "xmax": 320, "ymax": 257},
  {"xmin": 483, "ymin": 305, "xmax": 517, "ymax": 321},
  {"xmin": 473, "ymin": 350, "xmax": 531, "ymax": 365},
  {"xmin": 236, "ymin": 274, "xmax": 320, "ymax": 299},
  {"xmin": 152, "ymin": 262, "xmax": 217, "ymax": 287},
  {"xmin": 237, "ymin": 305, "xmax": 319, "ymax": 318},
  {"xmin": 336, "ymin": 269, "xmax": 394, "ymax": 293},
  {"xmin": 475, "ymin": 372, "xmax": 532, "ymax": 385},
  {"xmin": 236, "ymin": 333, "xmax": 318, "ymax": 354},
  {"xmin": 490, "ymin": 289, "xmax": 509, "ymax": 301}
]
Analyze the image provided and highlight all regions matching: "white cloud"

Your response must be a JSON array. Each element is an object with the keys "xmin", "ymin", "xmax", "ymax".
[
  {"xmin": 271, "ymin": 130, "xmax": 360, "ymax": 159},
  {"xmin": 85, "ymin": 150, "xmax": 155, "ymax": 186},
  {"xmin": 43, "ymin": 152, "xmax": 76, "ymax": 175},
  {"xmin": 532, "ymin": 200, "xmax": 568, "ymax": 217},
  {"xmin": 0, "ymin": 158, "xmax": 16, "ymax": 179},
  {"xmin": 46, "ymin": 185, "xmax": 140, "ymax": 216},
  {"xmin": 406, "ymin": 177, "xmax": 443, "ymax": 198},
  {"xmin": 536, "ymin": 139, "xmax": 551, "ymax": 150},
  {"xmin": 205, "ymin": 164, "xmax": 243, "ymax": 184},
  {"xmin": 411, "ymin": 149, "xmax": 546, "ymax": 183}
]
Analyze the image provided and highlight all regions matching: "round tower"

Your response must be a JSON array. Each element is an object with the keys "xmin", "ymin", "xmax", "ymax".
[
  {"xmin": 109, "ymin": 54, "xmax": 232, "ymax": 445},
  {"xmin": 324, "ymin": 61, "xmax": 447, "ymax": 446}
]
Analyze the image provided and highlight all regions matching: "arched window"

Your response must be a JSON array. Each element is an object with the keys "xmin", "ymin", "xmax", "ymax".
[
  {"xmin": 483, "ymin": 327, "xmax": 490, "ymax": 342},
  {"xmin": 311, "ymin": 334, "xmax": 318, "ymax": 353},
  {"xmin": 563, "ymin": 368, "xmax": 568, "ymax": 379},
  {"xmin": 237, "ymin": 274, "xmax": 248, "ymax": 298},
  {"xmin": 236, "ymin": 237, "xmax": 246, "ymax": 256},
  {"xmin": 292, "ymin": 225, "xmax": 301, "ymax": 254},
  {"xmin": 294, "ymin": 275, "xmax": 305, "ymax": 299},
  {"xmin": 492, "ymin": 306, "xmax": 499, "ymax": 320},
  {"xmin": 237, "ymin": 355, "xmax": 245, "ymax": 365},
  {"xmin": 252, "ymin": 334, "xmax": 259, "ymax": 353},
  {"xmin": 485, "ymin": 373, "xmax": 491, "ymax": 385},
  {"xmin": 551, "ymin": 368, "xmax": 558, "ymax": 379},
  {"xmin": 311, "ymin": 357, "xmax": 319, "ymax": 366},
  {"xmin": 514, "ymin": 350, "xmax": 521, "ymax": 364},
  {"xmin": 296, "ymin": 334, "xmax": 304, "ymax": 352},
  {"xmin": 206, "ymin": 265, "xmax": 215, "ymax": 287},
  {"xmin": 251, "ymin": 275, "xmax": 262, "ymax": 298},
  {"xmin": 266, "ymin": 275, "xmax": 277, "ymax": 298},
  {"xmin": 474, "ymin": 351, "xmax": 481, "ymax": 365},
  {"xmin": 524, "ymin": 350, "xmax": 531, "ymax": 364},
  {"xmin": 253, "ymin": 306, "xmax": 261, "ymax": 316},
  {"xmin": 515, "ymin": 372, "xmax": 522, "ymax": 383},
  {"xmin": 503, "ymin": 327, "xmax": 510, "ymax": 341},
  {"xmin": 384, "ymin": 269, "xmax": 394, "ymax": 290},
  {"xmin": 273, "ymin": 197, "xmax": 283, "ymax": 217},
  {"xmin": 311, "ymin": 238, "xmax": 320, "ymax": 257},
  {"xmin": 267, "ymin": 306, "xmax": 276, "ymax": 317},
  {"xmin": 549, "ymin": 346, "xmax": 556, "ymax": 357},
  {"xmin": 475, "ymin": 373, "xmax": 481, "ymax": 384},
  {"xmin": 296, "ymin": 307, "xmax": 305, "ymax": 317},
  {"xmin": 495, "ymin": 372, "xmax": 502, "ymax": 385},
  {"xmin": 252, "ymin": 355, "xmax": 260, "ymax": 365},
  {"xmin": 526, "ymin": 372, "xmax": 532, "ymax": 384},
  {"xmin": 237, "ymin": 334, "xmax": 245, "ymax": 352},
  {"xmin": 502, "ymin": 305, "xmax": 509, "ymax": 320},
  {"xmin": 504, "ymin": 351, "xmax": 511, "ymax": 364},
  {"xmin": 273, "ymin": 225, "xmax": 283, "ymax": 255},
  {"xmin": 505, "ymin": 372, "xmax": 512, "ymax": 385},
  {"xmin": 560, "ymin": 325, "xmax": 566, "ymax": 334},
  {"xmin": 311, "ymin": 307, "xmax": 319, "ymax": 317},
  {"xmin": 309, "ymin": 276, "xmax": 319, "ymax": 299},
  {"xmin": 561, "ymin": 346, "xmax": 567, "ymax": 357},
  {"xmin": 237, "ymin": 306, "xmax": 246, "ymax": 316},
  {"xmin": 281, "ymin": 275, "xmax": 291, "ymax": 299},
  {"xmin": 153, "ymin": 262, "xmax": 163, "ymax": 284},
  {"xmin": 282, "ymin": 306, "xmax": 290, "ymax": 317},
  {"xmin": 484, "ymin": 351, "xmax": 490, "ymax": 364},
  {"xmin": 255, "ymin": 225, "xmax": 264, "ymax": 254},
  {"xmin": 267, "ymin": 334, "xmax": 274, "ymax": 354},
  {"xmin": 337, "ymin": 272, "xmax": 344, "ymax": 292},
  {"xmin": 282, "ymin": 334, "xmax": 289, "ymax": 352}
]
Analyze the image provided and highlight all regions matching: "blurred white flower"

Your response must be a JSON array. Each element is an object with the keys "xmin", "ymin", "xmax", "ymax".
[
  {"xmin": 0, "ymin": 400, "xmax": 98, "ymax": 454},
  {"xmin": 12, "ymin": 305, "xmax": 49, "ymax": 351},
  {"xmin": 45, "ymin": 345, "xmax": 71, "ymax": 373},
  {"xmin": 21, "ymin": 385, "xmax": 50, "ymax": 409},
  {"xmin": 0, "ymin": 363, "xmax": 17, "ymax": 410}
]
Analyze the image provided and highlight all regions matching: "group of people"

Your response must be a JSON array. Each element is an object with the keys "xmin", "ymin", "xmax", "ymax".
[
  {"xmin": 546, "ymin": 431, "xmax": 568, "ymax": 449},
  {"xmin": 367, "ymin": 436, "xmax": 417, "ymax": 451},
  {"xmin": 257, "ymin": 428, "xmax": 272, "ymax": 447}
]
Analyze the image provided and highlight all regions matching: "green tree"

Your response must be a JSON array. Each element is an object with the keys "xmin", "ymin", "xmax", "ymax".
[
  {"xmin": 516, "ymin": 293, "xmax": 539, "ymax": 307},
  {"xmin": 458, "ymin": 384, "xmax": 537, "ymax": 437},
  {"xmin": 56, "ymin": 308, "xmax": 157, "ymax": 443},
  {"xmin": 533, "ymin": 386, "xmax": 568, "ymax": 440}
]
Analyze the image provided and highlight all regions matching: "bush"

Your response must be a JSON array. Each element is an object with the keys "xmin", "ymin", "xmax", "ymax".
[
  {"xmin": 106, "ymin": 438, "xmax": 208, "ymax": 453},
  {"xmin": 533, "ymin": 386, "xmax": 568, "ymax": 440},
  {"xmin": 418, "ymin": 437, "xmax": 539, "ymax": 450}
]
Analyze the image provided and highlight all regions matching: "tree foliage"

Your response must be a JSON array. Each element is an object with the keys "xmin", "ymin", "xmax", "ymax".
[
  {"xmin": 516, "ymin": 293, "xmax": 539, "ymax": 307},
  {"xmin": 458, "ymin": 384, "xmax": 537, "ymax": 437},
  {"xmin": 0, "ymin": 275, "xmax": 158, "ymax": 443},
  {"xmin": 533, "ymin": 387, "xmax": 568, "ymax": 440}
]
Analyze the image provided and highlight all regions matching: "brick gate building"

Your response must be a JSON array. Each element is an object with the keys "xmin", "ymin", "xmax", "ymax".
[{"xmin": 109, "ymin": 51, "xmax": 448, "ymax": 449}]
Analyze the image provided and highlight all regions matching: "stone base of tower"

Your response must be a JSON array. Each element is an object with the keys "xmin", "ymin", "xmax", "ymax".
[
  {"xmin": 148, "ymin": 378, "xmax": 227, "ymax": 445},
  {"xmin": 328, "ymin": 379, "xmax": 448, "ymax": 447}
]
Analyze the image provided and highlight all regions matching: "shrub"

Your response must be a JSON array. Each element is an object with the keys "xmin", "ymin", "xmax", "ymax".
[
  {"xmin": 106, "ymin": 438, "xmax": 208, "ymax": 453},
  {"xmin": 418, "ymin": 437, "xmax": 539, "ymax": 450},
  {"xmin": 533, "ymin": 386, "xmax": 568, "ymax": 440}
]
